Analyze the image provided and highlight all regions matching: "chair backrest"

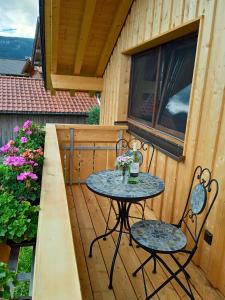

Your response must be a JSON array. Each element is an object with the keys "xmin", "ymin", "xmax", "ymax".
[
  {"xmin": 178, "ymin": 166, "xmax": 219, "ymax": 249},
  {"xmin": 116, "ymin": 138, "xmax": 155, "ymax": 172}
]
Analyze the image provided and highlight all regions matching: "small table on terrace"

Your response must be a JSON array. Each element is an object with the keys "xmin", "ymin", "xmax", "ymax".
[{"xmin": 86, "ymin": 170, "xmax": 165, "ymax": 289}]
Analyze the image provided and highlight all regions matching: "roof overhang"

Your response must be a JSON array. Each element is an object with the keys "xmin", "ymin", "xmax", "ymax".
[{"xmin": 40, "ymin": 0, "xmax": 134, "ymax": 93}]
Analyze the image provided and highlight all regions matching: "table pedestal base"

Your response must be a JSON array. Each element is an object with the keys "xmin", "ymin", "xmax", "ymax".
[{"xmin": 89, "ymin": 200, "xmax": 132, "ymax": 289}]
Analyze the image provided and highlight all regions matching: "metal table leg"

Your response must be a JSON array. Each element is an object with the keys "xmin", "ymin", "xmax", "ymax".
[
  {"xmin": 108, "ymin": 201, "xmax": 127, "ymax": 289},
  {"xmin": 89, "ymin": 199, "xmax": 133, "ymax": 289},
  {"xmin": 89, "ymin": 201, "xmax": 121, "ymax": 258}
]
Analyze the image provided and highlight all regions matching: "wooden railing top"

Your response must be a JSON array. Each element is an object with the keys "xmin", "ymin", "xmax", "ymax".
[
  {"xmin": 55, "ymin": 124, "xmax": 128, "ymax": 130},
  {"xmin": 32, "ymin": 124, "xmax": 82, "ymax": 300}
]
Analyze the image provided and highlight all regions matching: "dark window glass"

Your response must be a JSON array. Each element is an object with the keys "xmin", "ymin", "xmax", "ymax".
[
  {"xmin": 129, "ymin": 48, "xmax": 158, "ymax": 124},
  {"xmin": 128, "ymin": 33, "xmax": 198, "ymax": 140}
]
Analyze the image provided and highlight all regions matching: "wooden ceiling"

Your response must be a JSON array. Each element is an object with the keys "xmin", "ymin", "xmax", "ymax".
[{"xmin": 43, "ymin": 0, "xmax": 134, "ymax": 92}]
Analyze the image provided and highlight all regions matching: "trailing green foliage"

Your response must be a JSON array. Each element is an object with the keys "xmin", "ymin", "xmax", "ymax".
[
  {"xmin": 0, "ymin": 262, "xmax": 18, "ymax": 300},
  {"xmin": 0, "ymin": 120, "xmax": 45, "ymax": 299},
  {"xmin": 14, "ymin": 247, "xmax": 33, "ymax": 298},
  {"xmin": 87, "ymin": 106, "xmax": 100, "ymax": 124},
  {"xmin": 0, "ymin": 193, "xmax": 39, "ymax": 243}
]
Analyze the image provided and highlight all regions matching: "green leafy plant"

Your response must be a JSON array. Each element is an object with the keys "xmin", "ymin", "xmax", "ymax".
[
  {"xmin": 0, "ymin": 164, "xmax": 40, "ymax": 203},
  {"xmin": 14, "ymin": 121, "xmax": 45, "ymax": 153},
  {"xmin": 87, "ymin": 106, "xmax": 100, "ymax": 124},
  {"xmin": 0, "ymin": 193, "xmax": 39, "ymax": 243},
  {"xmin": 0, "ymin": 262, "xmax": 18, "ymax": 300}
]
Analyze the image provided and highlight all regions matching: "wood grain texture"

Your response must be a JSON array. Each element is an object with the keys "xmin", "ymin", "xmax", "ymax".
[
  {"xmin": 65, "ymin": 183, "xmax": 225, "ymax": 300},
  {"xmin": 32, "ymin": 124, "xmax": 82, "ymax": 300},
  {"xmin": 51, "ymin": 74, "xmax": 103, "ymax": 91},
  {"xmin": 100, "ymin": 0, "xmax": 225, "ymax": 294}
]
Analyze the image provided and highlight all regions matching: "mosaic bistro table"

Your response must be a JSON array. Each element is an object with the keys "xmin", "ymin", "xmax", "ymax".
[{"xmin": 86, "ymin": 169, "xmax": 165, "ymax": 289}]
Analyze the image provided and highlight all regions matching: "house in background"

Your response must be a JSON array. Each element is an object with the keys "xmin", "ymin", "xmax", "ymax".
[
  {"xmin": 0, "ymin": 58, "xmax": 31, "ymax": 76},
  {"xmin": 0, "ymin": 17, "xmax": 99, "ymax": 146},
  {"xmin": 0, "ymin": 75, "xmax": 98, "ymax": 145}
]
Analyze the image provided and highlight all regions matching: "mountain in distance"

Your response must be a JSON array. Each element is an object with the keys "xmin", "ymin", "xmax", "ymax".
[{"xmin": 0, "ymin": 36, "xmax": 34, "ymax": 60}]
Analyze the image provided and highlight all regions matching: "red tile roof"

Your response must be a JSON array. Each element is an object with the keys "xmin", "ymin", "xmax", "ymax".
[{"xmin": 0, "ymin": 76, "xmax": 99, "ymax": 114}]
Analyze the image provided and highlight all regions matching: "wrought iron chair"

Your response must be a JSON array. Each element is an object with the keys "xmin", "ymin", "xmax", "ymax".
[
  {"xmin": 130, "ymin": 166, "xmax": 219, "ymax": 300},
  {"xmin": 104, "ymin": 138, "xmax": 155, "ymax": 237}
]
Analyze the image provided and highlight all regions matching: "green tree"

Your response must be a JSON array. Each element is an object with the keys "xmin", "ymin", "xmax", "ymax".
[{"xmin": 87, "ymin": 106, "xmax": 100, "ymax": 125}]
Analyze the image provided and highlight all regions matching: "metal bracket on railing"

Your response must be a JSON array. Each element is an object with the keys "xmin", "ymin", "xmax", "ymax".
[{"xmin": 69, "ymin": 128, "xmax": 74, "ymax": 185}]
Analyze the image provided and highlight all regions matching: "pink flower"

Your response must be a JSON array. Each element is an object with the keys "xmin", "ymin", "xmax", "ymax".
[
  {"xmin": 17, "ymin": 172, "xmax": 38, "ymax": 181},
  {"xmin": 3, "ymin": 156, "xmax": 26, "ymax": 167},
  {"xmin": 23, "ymin": 120, "xmax": 32, "ymax": 130},
  {"xmin": 20, "ymin": 137, "xmax": 27, "ymax": 143},
  {"xmin": 0, "ymin": 143, "xmax": 18, "ymax": 155},
  {"xmin": 13, "ymin": 126, "xmax": 19, "ymax": 132},
  {"xmin": 0, "ymin": 144, "xmax": 10, "ymax": 153},
  {"xmin": 25, "ymin": 130, "xmax": 32, "ymax": 135}
]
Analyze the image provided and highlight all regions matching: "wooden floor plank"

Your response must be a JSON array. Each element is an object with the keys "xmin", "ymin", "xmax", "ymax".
[
  {"xmin": 71, "ymin": 185, "xmax": 116, "ymax": 300},
  {"xmin": 81, "ymin": 185, "xmax": 138, "ymax": 300},
  {"xmin": 90, "ymin": 192, "xmax": 158, "ymax": 300},
  {"xmin": 67, "ymin": 184, "xmax": 225, "ymax": 300},
  {"xmin": 66, "ymin": 186, "xmax": 93, "ymax": 300}
]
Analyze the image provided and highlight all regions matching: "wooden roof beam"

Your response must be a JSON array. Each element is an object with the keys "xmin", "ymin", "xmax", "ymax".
[
  {"xmin": 51, "ymin": 0, "xmax": 60, "ymax": 74},
  {"xmin": 51, "ymin": 74, "xmax": 103, "ymax": 92},
  {"xmin": 95, "ymin": 0, "xmax": 134, "ymax": 77},
  {"xmin": 73, "ymin": 0, "xmax": 97, "ymax": 75}
]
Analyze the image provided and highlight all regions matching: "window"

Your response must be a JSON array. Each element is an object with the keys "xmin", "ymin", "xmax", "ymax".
[{"xmin": 128, "ymin": 32, "xmax": 198, "ymax": 141}]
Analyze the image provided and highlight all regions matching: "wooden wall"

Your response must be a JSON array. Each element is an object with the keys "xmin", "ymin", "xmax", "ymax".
[
  {"xmin": 100, "ymin": 0, "xmax": 225, "ymax": 294},
  {"xmin": 0, "ymin": 114, "xmax": 87, "ymax": 146}
]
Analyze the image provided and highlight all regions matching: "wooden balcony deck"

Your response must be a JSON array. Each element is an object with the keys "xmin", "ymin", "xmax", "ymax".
[{"xmin": 67, "ymin": 184, "xmax": 224, "ymax": 300}]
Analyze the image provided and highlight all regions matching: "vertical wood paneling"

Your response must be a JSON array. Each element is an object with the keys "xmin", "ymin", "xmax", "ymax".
[
  {"xmin": 208, "ymin": 91, "xmax": 225, "ymax": 292},
  {"xmin": 152, "ymin": 151, "xmax": 167, "ymax": 218},
  {"xmin": 160, "ymin": 0, "xmax": 173, "ymax": 32},
  {"xmin": 171, "ymin": 0, "xmax": 185, "ymax": 27},
  {"xmin": 144, "ymin": 0, "xmax": 155, "ymax": 40},
  {"xmin": 183, "ymin": 0, "xmax": 198, "ymax": 21},
  {"xmin": 172, "ymin": 0, "xmax": 216, "ymax": 223},
  {"xmin": 152, "ymin": 0, "xmax": 163, "ymax": 36},
  {"xmin": 194, "ymin": 0, "xmax": 225, "ymax": 273},
  {"xmin": 161, "ymin": 157, "xmax": 178, "ymax": 223},
  {"xmin": 100, "ymin": 0, "xmax": 225, "ymax": 293}
]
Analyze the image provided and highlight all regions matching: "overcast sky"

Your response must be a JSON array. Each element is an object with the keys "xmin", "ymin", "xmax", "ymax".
[{"xmin": 0, "ymin": 0, "xmax": 38, "ymax": 38}]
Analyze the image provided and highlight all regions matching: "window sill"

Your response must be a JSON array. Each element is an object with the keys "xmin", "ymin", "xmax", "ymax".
[{"xmin": 127, "ymin": 121, "xmax": 185, "ymax": 162}]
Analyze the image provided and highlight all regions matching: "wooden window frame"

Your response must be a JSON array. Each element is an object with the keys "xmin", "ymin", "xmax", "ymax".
[{"xmin": 123, "ymin": 18, "xmax": 201, "ymax": 161}]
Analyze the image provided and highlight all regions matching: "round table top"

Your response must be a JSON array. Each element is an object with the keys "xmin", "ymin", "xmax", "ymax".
[{"xmin": 86, "ymin": 170, "xmax": 165, "ymax": 202}]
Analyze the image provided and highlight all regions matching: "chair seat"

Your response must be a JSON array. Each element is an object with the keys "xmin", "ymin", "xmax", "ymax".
[{"xmin": 131, "ymin": 220, "xmax": 187, "ymax": 253}]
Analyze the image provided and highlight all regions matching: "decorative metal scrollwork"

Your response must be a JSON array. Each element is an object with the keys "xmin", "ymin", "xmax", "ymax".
[{"xmin": 180, "ymin": 165, "xmax": 219, "ymax": 244}]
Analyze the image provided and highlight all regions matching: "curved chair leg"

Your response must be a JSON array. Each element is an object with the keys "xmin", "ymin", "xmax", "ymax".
[
  {"xmin": 145, "ymin": 254, "xmax": 194, "ymax": 300},
  {"xmin": 132, "ymin": 255, "xmax": 154, "ymax": 276},
  {"xmin": 152, "ymin": 256, "xmax": 157, "ymax": 273},
  {"xmin": 170, "ymin": 253, "xmax": 191, "ymax": 280}
]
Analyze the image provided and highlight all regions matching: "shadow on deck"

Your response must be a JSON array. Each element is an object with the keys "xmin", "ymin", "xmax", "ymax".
[{"xmin": 67, "ymin": 184, "xmax": 224, "ymax": 300}]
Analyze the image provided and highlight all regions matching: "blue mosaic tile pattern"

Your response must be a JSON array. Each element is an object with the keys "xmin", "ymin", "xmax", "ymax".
[
  {"xmin": 131, "ymin": 220, "xmax": 187, "ymax": 252},
  {"xmin": 190, "ymin": 183, "xmax": 206, "ymax": 214},
  {"xmin": 86, "ymin": 170, "xmax": 164, "ymax": 200}
]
